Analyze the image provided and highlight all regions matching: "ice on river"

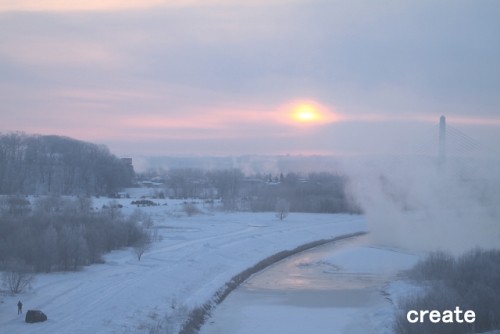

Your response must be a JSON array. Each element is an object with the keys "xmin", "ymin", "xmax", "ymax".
[{"xmin": 201, "ymin": 235, "xmax": 419, "ymax": 334}]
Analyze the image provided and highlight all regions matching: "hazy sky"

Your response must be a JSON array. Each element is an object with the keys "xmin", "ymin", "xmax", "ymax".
[{"xmin": 1, "ymin": 0, "xmax": 499, "ymax": 157}]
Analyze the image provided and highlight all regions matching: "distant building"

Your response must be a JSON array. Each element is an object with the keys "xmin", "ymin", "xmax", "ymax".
[
  {"xmin": 121, "ymin": 158, "xmax": 133, "ymax": 168},
  {"xmin": 121, "ymin": 158, "xmax": 135, "ymax": 185}
]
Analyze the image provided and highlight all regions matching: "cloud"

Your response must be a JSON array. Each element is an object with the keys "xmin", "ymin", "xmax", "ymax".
[
  {"xmin": 1, "ymin": 1, "xmax": 499, "ymax": 156},
  {"xmin": 0, "ymin": 0, "xmax": 305, "ymax": 12},
  {"xmin": 2, "ymin": 39, "xmax": 119, "ymax": 69},
  {"xmin": 0, "ymin": 0, "xmax": 177, "ymax": 12}
]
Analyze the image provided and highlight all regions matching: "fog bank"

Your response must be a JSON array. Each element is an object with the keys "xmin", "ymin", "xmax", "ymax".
[{"xmin": 343, "ymin": 155, "xmax": 500, "ymax": 254}]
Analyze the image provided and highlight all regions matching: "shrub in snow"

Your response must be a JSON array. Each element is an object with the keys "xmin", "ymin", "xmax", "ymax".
[
  {"xmin": 183, "ymin": 202, "xmax": 201, "ymax": 216},
  {"xmin": 406, "ymin": 251, "xmax": 455, "ymax": 282},
  {"xmin": 0, "ymin": 196, "xmax": 150, "ymax": 272},
  {"xmin": 275, "ymin": 198, "xmax": 290, "ymax": 221},
  {"xmin": 129, "ymin": 208, "xmax": 154, "ymax": 228},
  {"xmin": 133, "ymin": 231, "xmax": 152, "ymax": 261},
  {"xmin": 395, "ymin": 248, "xmax": 500, "ymax": 334},
  {"xmin": 2, "ymin": 261, "xmax": 35, "ymax": 294}
]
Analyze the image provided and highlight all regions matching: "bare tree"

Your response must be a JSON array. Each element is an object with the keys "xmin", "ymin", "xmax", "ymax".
[
  {"xmin": 275, "ymin": 198, "xmax": 290, "ymax": 221},
  {"xmin": 133, "ymin": 232, "xmax": 152, "ymax": 261},
  {"xmin": 2, "ymin": 261, "xmax": 35, "ymax": 294}
]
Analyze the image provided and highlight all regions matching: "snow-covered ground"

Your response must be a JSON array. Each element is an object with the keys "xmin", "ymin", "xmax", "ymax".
[{"xmin": 0, "ymin": 191, "xmax": 366, "ymax": 334}]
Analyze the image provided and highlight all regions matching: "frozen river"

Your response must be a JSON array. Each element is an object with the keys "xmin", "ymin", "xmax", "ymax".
[{"xmin": 200, "ymin": 235, "xmax": 418, "ymax": 334}]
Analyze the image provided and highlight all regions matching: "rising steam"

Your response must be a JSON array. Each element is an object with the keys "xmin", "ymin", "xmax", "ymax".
[{"xmin": 343, "ymin": 155, "xmax": 500, "ymax": 254}]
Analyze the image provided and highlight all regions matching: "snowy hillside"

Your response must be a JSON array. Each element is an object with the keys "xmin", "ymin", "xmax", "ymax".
[{"xmin": 0, "ymin": 192, "xmax": 366, "ymax": 334}]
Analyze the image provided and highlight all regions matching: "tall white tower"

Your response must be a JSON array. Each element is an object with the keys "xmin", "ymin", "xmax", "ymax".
[{"xmin": 438, "ymin": 115, "xmax": 446, "ymax": 165}]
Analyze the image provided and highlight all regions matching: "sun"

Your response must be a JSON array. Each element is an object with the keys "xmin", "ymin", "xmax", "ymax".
[
  {"xmin": 279, "ymin": 100, "xmax": 339, "ymax": 126},
  {"xmin": 291, "ymin": 103, "xmax": 323, "ymax": 123}
]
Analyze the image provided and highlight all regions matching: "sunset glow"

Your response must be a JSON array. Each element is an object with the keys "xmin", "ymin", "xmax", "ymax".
[
  {"xmin": 292, "ymin": 104, "xmax": 321, "ymax": 123},
  {"xmin": 285, "ymin": 101, "xmax": 338, "ymax": 126},
  {"xmin": 0, "ymin": 0, "xmax": 498, "ymax": 157}
]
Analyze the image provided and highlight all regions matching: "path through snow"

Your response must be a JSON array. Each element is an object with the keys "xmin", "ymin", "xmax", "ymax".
[{"xmin": 0, "ymin": 199, "xmax": 366, "ymax": 334}]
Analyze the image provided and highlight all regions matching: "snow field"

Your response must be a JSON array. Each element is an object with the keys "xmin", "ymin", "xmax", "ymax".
[{"xmin": 0, "ymin": 193, "xmax": 366, "ymax": 334}]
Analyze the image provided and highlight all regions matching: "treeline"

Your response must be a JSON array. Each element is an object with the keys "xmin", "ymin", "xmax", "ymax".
[
  {"xmin": 139, "ymin": 168, "xmax": 359, "ymax": 214},
  {"xmin": 394, "ymin": 250, "xmax": 500, "ymax": 334},
  {"xmin": 246, "ymin": 172, "xmax": 359, "ymax": 213},
  {"xmin": 0, "ymin": 132, "xmax": 134, "ymax": 195},
  {"xmin": 0, "ymin": 196, "xmax": 148, "ymax": 272}
]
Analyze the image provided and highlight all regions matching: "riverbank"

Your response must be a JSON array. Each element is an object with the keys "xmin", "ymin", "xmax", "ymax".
[
  {"xmin": 200, "ymin": 234, "xmax": 419, "ymax": 334},
  {"xmin": 180, "ymin": 232, "xmax": 367, "ymax": 333}
]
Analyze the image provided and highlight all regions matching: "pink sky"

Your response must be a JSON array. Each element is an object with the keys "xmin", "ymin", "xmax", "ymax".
[{"xmin": 1, "ymin": 1, "xmax": 499, "ymax": 157}]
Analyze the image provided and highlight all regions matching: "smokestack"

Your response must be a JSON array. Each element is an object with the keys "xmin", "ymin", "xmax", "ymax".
[{"xmin": 438, "ymin": 115, "xmax": 446, "ymax": 165}]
